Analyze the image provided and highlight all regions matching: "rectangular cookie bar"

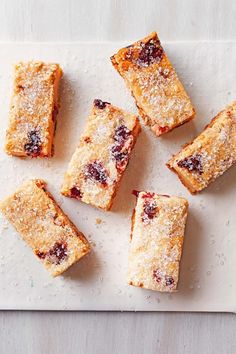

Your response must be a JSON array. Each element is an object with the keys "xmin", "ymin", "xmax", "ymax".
[
  {"xmin": 5, "ymin": 61, "xmax": 63, "ymax": 157},
  {"xmin": 128, "ymin": 192, "xmax": 188, "ymax": 292},
  {"xmin": 167, "ymin": 102, "xmax": 236, "ymax": 193},
  {"xmin": 111, "ymin": 32, "xmax": 195, "ymax": 136},
  {"xmin": 61, "ymin": 99, "xmax": 141, "ymax": 210},
  {"xmin": 0, "ymin": 179, "xmax": 90, "ymax": 276}
]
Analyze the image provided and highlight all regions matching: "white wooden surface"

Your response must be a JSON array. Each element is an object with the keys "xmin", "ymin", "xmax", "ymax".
[{"xmin": 1, "ymin": 0, "xmax": 236, "ymax": 353}]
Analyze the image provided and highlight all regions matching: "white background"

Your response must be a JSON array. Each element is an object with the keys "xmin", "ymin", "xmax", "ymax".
[{"xmin": 1, "ymin": 0, "xmax": 236, "ymax": 353}]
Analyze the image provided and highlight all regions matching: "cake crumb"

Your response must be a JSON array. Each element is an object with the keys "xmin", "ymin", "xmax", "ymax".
[{"xmin": 96, "ymin": 218, "xmax": 103, "ymax": 225}]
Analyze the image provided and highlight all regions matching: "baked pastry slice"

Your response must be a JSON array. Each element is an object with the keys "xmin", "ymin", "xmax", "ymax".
[
  {"xmin": 5, "ymin": 61, "xmax": 62, "ymax": 157},
  {"xmin": 128, "ymin": 191, "xmax": 188, "ymax": 292},
  {"xmin": 167, "ymin": 101, "xmax": 236, "ymax": 193},
  {"xmin": 0, "ymin": 179, "xmax": 90, "ymax": 276},
  {"xmin": 61, "ymin": 99, "xmax": 141, "ymax": 210},
  {"xmin": 111, "ymin": 32, "xmax": 195, "ymax": 136}
]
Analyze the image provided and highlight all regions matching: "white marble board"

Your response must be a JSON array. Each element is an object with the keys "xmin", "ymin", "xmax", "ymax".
[{"xmin": 0, "ymin": 41, "xmax": 235, "ymax": 311}]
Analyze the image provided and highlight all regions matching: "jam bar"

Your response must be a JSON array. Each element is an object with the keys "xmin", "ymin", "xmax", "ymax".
[
  {"xmin": 0, "ymin": 179, "xmax": 90, "ymax": 276},
  {"xmin": 61, "ymin": 99, "xmax": 141, "ymax": 210},
  {"xmin": 167, "ymin": 102, "xmax": 236, "ymax": 194},
  {"xmin": 128, "ymin": 192, "xmax": 188, "ymax": 292},
  {"xmin": 5, "ymin": 61, "xmax": 62, "ymax": 157},
  {"xmin": 111, "ymin": 32, "xmax": 195, "ymax": 136}
]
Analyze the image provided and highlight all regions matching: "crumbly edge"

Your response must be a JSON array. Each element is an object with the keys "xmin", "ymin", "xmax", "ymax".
[
  {"xmin": 48, "ymin": 65, "xmax": 63, "ymax": 157},
  {"xmin": 166, "ymin": 161, "xmax": 197, "ymax": 194}
]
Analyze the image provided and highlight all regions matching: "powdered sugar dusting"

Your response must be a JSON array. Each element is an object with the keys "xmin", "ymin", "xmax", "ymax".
[
  {"xmin": 170, "ymin": 106, "xmax": 236, "ymax": 192},
  {"xmin": 112, "ymin": 33, "xmax": 194, "ymax": 134},
  {"xmin": 128, "ymin": 192, "xmax": 188, "ymax": 292},
  {"xmin": 5, "ymin": 61, "xmax": 61, "ymax": 156},
  {"xmin": 62, "ymin": 103, "xmax": 140, "ymax": 210}
]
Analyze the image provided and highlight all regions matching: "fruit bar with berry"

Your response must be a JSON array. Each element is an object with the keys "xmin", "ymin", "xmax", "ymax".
[
  {"xmin": 128, "ymin": 191, "xmax": 188, "ymax": 292},
  {"xmin": 61, "ymin": 99, "xmax": 141, "ymax": 210},
  {"xmin": 167, "ymin": 101, "xmax": 236, "ymax": 194},
  {"xmin": 5, "ymin": 61, "xmax": 62, "ymax": 157},
  {"xmin": 111, "ymin": 32, "xmax": 195, "ymax": 136},
  {"xmin": 0, "ymin": 179, "xmax": 90, "ymax": 276}
]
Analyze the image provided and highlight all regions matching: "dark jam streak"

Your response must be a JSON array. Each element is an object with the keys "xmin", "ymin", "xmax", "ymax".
[
  {"xmin": 24, "ymin": 129, "xmax": 42, "ymax": 157},
  {"xmin": 142, "ymin": 200, "xmax": 158, "ymax": 223},
  {"xmin": 153, "ymin": 269, "xmax": 162, "ymax": 283},
  {"xmin": 111, "ymin": 125, "xmax": 133, "ymax": 172},
  {"xmin": 84, "ymin": 161, "xmax": 108, "ymax": 186},
  {"xmin": 137, "ymin": 39, "xmax": 164, "ymax": 67},
  {"xmin": 36, "ymin": 242, "xmax": 68, "ymax": 265},
  {"xmin": 94, "ymin": 99, "xmax": 110, "ymax": 109},
  {"xmin": 177, "ymin": 153, "xmax": 203, "ymax": 174},
  {"xmin": 70, "ymin": 187, "xmax": 82, "ymax": 199}
]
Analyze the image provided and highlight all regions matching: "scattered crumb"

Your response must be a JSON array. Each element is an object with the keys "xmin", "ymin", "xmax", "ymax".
[
  {"xmin": 90, "ymin": 240, "xmax": 96, "ymax": 248},
  {"xmin": 96, "ymin": 218, "xmax": 103, "ymax": 225}
]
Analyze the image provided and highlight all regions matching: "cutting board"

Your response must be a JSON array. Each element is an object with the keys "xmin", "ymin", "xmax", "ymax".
[{"xmin": 0, "ymin": 41, "xmax": 235, "ymax": 311}]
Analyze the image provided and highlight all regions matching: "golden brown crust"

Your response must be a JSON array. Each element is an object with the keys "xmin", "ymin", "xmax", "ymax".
[
  {"xmin": 167, "ymin": 101, "xmax": 236, "ymax": 193},
  {"xmin": 111, "ymin": 32, "xmax": 195, "ymax": 136},
  {"xmin": 166, "ymin": 162, "xmax": 197, "ymax": 194},
  {"xmin": 0, "ymin": 179, "xmax": 90, "ymax": 276},
  {"xmin": 130, "ymin": 205, "xmax": 136, "ymax": 241},
  {"xmin": 61, "ymin": 100, "xmax": 141, "ymax": 210},
  {"xmin": 5, "ymin": 61, "xmax": 63, "ymax": 158}
]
